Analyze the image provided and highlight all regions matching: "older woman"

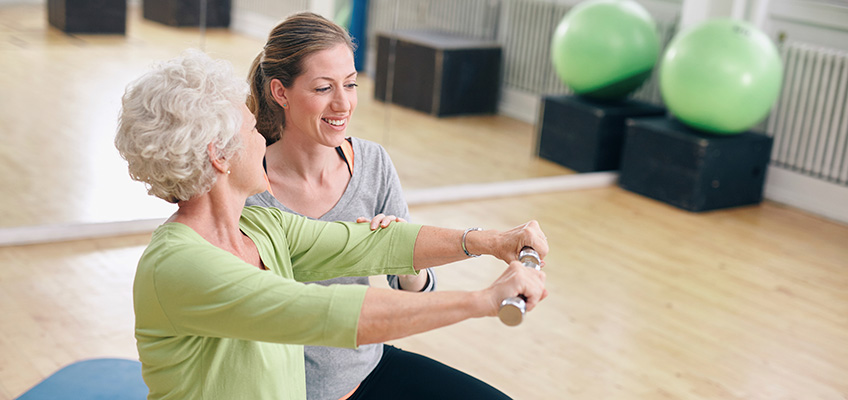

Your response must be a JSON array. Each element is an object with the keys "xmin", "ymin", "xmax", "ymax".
[
  {"xmin": 245, "ymin": 12, "xmax": 516, "ymax": 400},
  {"xmin": 115, "ymin": 49, "xmax": 547, "ymax": 400}
]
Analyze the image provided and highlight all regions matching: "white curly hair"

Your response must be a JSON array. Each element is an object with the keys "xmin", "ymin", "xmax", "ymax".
[{"xmin": 115, "ymin": 49, "xmax": 249, "ymax": 203}]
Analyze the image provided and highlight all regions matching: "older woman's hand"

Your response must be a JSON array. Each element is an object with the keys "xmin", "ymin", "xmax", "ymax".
[
  {"xmin": 356, "ymin": 214, "xmax": 407, "ymax": 230},
  {"xmin": 484, "ymin": 260, "xmax": 548, "ymax": 316},
  {"xmin": 464, "ymin": 220, "xmax": 548, "ymax": 264}
]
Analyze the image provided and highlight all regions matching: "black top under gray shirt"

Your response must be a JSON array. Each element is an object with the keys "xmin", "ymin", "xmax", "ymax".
[{"xmin": 245, "ymin": 137, "xmax": 436, "ymax": 400}]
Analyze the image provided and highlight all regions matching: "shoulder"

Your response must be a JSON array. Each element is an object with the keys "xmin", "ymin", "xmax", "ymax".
[
  {"xmin": 242, "ymin": 205, "xmax": 315, "ymax": 234},
  {"xmin": 140, "ymin": 223, "xmax": 228, "ymax": 278},
  {"xmin": 245, "ymin": 191, "xmax": 274, "ymax": 207},
  {"xmin": 349, "ymin": 137, "xmax": 391, "ymax": 162},
  {"xmin": 246, "ymin": 191, "xmax": 290, "ymax": 211},
  {"xmin": 146, "ymin": 223, "xmax": 206, "ymax": 254},
  {"xmin": 241, "ymin": 205, "xmax": 288, "ymax": 225},
  {"xmin": 348, "ymin": 137, "xmax": 395, "ymax": 179}
]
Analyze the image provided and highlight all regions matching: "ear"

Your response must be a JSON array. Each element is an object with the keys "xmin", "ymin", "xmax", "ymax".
[
  {"xmin": 269, "ymin": 79, "xmax": 289, "ymax": 109},
  {"xmin": 207, "ymin": 142, "xmax": 229, "ymax": 175}
]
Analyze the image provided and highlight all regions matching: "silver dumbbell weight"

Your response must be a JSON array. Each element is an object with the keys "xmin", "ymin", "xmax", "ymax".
[{"xmin": 497, "ymin": 246, "xmax": 541, "ymax": 326}]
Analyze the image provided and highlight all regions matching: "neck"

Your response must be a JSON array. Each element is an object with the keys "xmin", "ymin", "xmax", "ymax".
[
  {"xmin": 267, "ymin": 132, "xmax": 343, "ymax": 181},
  {"xmin": 170, "ymin": 182, "xmax": 247, "ymax": 250}
]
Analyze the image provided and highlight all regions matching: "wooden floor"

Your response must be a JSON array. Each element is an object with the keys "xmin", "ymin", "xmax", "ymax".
[
  {"xmin": 2, "ymin": 3, "xmax": 848, "ymax": 400},
  {"xmin": 2, "ymin": 190, "xmax": 847, "ymax": 399}
]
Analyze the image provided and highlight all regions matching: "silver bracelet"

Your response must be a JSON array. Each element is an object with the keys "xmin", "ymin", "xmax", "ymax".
[{"xmin": 462, "ymin": 227, "xmax": 483, "ymax": 257}]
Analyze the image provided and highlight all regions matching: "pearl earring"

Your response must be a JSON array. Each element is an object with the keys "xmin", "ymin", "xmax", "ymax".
[{"xmin": 227, "ymin": 170, "xmax": 231, "ymax": 175}]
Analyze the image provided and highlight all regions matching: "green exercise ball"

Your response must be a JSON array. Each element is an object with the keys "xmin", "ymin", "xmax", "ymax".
[
  {"xmin": 659, "ymin": 19, "xmax": 783, "ymax": 135},
  {"xmin": 551, "ymin": 0, "xmax": 660, "ymax": 100}
]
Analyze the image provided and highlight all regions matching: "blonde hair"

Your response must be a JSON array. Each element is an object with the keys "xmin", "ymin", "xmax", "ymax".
[
  {"xmin": 247, "ymin": 12, "xmax": 355, "ymax": 145},
  {"xmin": 115, "ymin": 49, "xmax": 248, "ymax": 203}
]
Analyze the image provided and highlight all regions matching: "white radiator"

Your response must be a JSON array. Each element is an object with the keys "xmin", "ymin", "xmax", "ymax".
[
  {"xmin": 366, "ymin": 0, "xmax": 675, "ymax": 109},
  {"xmin": 767, "ymin": 41, "xmax": 848, "ymax": 186}
]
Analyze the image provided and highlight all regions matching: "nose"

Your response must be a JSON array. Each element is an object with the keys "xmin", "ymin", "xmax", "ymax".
[{"xmin": 330, "ymin": 88, "xmax": 352, "ymax": 113}]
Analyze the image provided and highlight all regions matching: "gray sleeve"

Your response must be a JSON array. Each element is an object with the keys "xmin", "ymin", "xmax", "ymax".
[
  {"xmin": 245, "ymin": 190, "xmax": 279, "ymax": 208},
  {"xmin": 372, "ymin": 143, "xmax": 411, "ymax": 221}
]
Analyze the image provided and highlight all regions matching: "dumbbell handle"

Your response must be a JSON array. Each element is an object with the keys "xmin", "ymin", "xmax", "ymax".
[{"xmin": 497, "ymin": 246, "xmax": 541, "ymax": 326}]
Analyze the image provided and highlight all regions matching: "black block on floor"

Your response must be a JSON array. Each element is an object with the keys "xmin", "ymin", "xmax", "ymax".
[
  {"xmin": 48, "ymin": 0, "xmax": 126, "ymax": 34},
  {"xmin": 619, "ymin": 117, "xmax": 773, "ymax": 212},
  {"xmin": 143, "ymin": 0, "xmax": 230, "ymax": 27},
  {"xmin": 537, "ymin": 95, "xmax": 665, "ymax": 172},
  {"xmin": 374, "ymin": 30, "xmax": 501, "ymax": 117}
]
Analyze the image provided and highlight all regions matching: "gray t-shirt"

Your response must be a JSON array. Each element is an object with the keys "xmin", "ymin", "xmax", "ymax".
[{"xmin": 245, "ymin": 137, "xmax": 436, "ymax": 400}]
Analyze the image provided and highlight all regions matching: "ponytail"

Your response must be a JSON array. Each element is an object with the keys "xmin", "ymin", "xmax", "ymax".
[{"xmin": 247, "ymin": 51, "xmax": 284, "ymax": 145}]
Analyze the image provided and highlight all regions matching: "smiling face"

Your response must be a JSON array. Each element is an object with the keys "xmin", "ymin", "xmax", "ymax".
[{"xmin": 275, "ymin": 44, "xmax": 358, "ymax": 148}]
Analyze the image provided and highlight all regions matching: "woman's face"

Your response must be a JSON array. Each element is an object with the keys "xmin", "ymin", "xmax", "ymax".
[
  {"xmin": 230, "ymin": 104, "xmax": 267, "ymax": 196},
  {"xmin": 282, "ymin": 44, "xmax": 357, "ymax": 147}
]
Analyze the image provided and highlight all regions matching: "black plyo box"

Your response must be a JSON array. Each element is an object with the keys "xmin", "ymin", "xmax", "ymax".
[
  {"xmin": 47, "ymin": 0, "xmax": 126, "ymax": 34},
  {"xmin": 374, "ymin": 30, "xmax": 501, "ymax": 116},
  {"xmin": 537, "ymin": 95, "xmax": 666, "ymax": 172},
  {"xmin": 619, "ymin": 117, "xmax": 773, "ymax": 212},
  {"xmin": 143, "ymin": 0, "xmax": 231, "ymax": 27}
]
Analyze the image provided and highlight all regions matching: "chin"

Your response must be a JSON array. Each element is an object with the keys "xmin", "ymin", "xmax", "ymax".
[{"xmin": 324, "ymin": 132, "xmax": 348, "ymax": 147}]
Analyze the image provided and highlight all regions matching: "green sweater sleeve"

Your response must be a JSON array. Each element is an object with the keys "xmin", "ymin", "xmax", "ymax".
[
  {"xmin": 139, "ymin": 228, "xmax": 366, "ymax": 349},
  {"xmin": 242, "ymin": 206, "xmax": 423, "ymax": 282},
  {"xmin": 137, "ymin": 207, "xmax": 423, "ymax": 350}
]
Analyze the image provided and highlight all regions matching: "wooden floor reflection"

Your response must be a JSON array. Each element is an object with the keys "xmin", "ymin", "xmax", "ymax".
[{"xmin": 0, "ymin": 4, "xmax": 568, "ymax": 229}]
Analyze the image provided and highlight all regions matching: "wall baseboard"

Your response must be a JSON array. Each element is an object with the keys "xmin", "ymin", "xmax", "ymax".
[
  {"xmin": 0, "ymin": 173, "xmax": 617, "ymax": 247},
  {"xmin": 0, "ymin": 219, "xmax": 166, "ymax": 247},
  {"xmin": 0, "ymin": 0, "xmax": 42, "ymax": 5},
  {"xmin": 406, "ymin": 172, "xmax": 618, "ymax": 206},
  {"xmin": 764, "ymin": 166, "xmax": 848, "ymax": 225},
  {"xmin": 498, "ymin": 86, "xmax": 540, "ymax": 125}
]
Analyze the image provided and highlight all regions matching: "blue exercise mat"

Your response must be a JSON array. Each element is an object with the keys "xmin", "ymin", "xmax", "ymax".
[{"xmin": 16, "ymin": 358, "xmax": 148, "ymax": 400}]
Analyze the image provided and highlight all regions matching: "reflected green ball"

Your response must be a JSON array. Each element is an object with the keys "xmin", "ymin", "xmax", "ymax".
[{"xmin": 551, "ymin": 0, "xmax": 660, "ymax": 99}]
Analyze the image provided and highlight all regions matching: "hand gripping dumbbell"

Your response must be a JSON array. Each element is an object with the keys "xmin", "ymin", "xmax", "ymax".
[{"xmin": 497, "ymin": 246, "xmax": 541, "ymax": 326}]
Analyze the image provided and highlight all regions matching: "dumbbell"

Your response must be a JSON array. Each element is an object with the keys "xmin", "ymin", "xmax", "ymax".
[{"xmin": 497, "ymin": 246, "xmax": 541, "ymax": 326}]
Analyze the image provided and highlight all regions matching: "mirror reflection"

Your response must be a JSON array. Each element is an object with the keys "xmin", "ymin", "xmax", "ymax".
[{"xmin": 0, "ymin": 0, "xmax": 680, "ymax": 231}]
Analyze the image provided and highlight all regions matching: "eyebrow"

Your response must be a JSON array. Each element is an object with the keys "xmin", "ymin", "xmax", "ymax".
[{"xmin": 313, "ymin": 72, "xmax": 358, "ymax": 82}]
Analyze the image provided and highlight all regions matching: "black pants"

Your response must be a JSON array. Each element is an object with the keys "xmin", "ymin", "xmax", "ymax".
[{"xmin": 348, "ymin": 345, "xmax": 512, "ymax": 399}]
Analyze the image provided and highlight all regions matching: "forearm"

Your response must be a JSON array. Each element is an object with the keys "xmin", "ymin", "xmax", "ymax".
[
  {"xmin": 356, "ymin": 287, "xmax": 491, "ymax": 345},
  {"xmin": 411, "ymin": 226, "xmax": 497, "ymax": 269},
  {"xmin": 411, "ymin": 221, "xmax": 548, "ymax": 270}
]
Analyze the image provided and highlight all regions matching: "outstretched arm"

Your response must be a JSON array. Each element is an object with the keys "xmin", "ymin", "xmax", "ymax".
[
  {"xmin": 411, "ymin": 220, "xmax": 548, "ymax": 270},
  {"xmin": 357, "ymin": 259, "xmax": 548, "ymax": 345}
]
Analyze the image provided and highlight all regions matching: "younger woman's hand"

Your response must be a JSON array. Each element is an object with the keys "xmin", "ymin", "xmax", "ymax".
[{"xmin": 356, "ymin": 214, "xmax": 407, "ymax": 230}]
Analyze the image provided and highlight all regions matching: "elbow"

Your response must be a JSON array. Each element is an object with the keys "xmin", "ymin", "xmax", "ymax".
[
  {"xmin": 356, "ymin": 329, "xmax": 377, "ymax": 346},
  {"xmin": 356, "ymin": 319, "xmax": 391, "ymax": 346},
  {"xmin": 357, "ymin": 288, "xmax": 402, "ymax": 345}
]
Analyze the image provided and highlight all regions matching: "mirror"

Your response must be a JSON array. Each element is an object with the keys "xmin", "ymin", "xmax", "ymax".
[{"xmin": 0, "ymin": 0, "xmax": 676, "ymax": 237}]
